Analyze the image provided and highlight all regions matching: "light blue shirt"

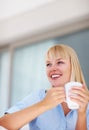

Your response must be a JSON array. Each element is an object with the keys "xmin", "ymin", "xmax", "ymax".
[{"xmin": 6, "ymin": 89, "xmax": 89, "ymax": 130}]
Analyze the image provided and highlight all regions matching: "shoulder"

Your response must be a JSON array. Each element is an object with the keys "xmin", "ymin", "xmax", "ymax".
[
  {"xmin": 87, "ymin": 103, "xmax": 89, "ymax": 112},
  {"xmin": 5, "ymin": 89, "xmax": 46, "ymax": 114},
  {"xmin": 86, "ymin": 103, "xmax": 89, "ymax": 118},
  {"xmin": 24, "ymin": 88, "xmax": 46, "ymax": 101},
  {"xmin": 15, "ymin": 88, "xmax": 46, "ymax": 107}
]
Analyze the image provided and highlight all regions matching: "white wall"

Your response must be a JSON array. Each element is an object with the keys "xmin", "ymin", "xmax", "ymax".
[
  {"xmin": 0, "ymin": 0, "xmax": 89, "ymax": 45},
  {"xmin": 0, "ymin": 0, "xmax": 54, "ymax": 20}
]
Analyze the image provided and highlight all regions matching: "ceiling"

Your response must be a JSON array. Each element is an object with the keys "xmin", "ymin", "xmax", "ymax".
[
  {"xmin": 0, "ymin": 0, "xmax": 54, "ymax": 20},
  {"xmin": 0, "ymin": 0, "xmax": 89, "ymax": 46}
]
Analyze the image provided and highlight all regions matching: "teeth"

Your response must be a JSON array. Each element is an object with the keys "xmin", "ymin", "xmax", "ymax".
[{"xmin": 52, "ymin": 75, "xmax": 59, "ymax": 78}]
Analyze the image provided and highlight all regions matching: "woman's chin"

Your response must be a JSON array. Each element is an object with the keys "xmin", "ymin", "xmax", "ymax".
[
  {"xmin": 52, "ymin": 85, "xmax": 60, "ymax": 87},
  {"xmin": 52, "ymin": 83, "xmax": 64, "ymax": 87}
]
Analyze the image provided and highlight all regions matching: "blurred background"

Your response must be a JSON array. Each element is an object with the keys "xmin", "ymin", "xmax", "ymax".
[{"xmin": 0, "ymin": 0, "xmax": 89, "ymax": 128}]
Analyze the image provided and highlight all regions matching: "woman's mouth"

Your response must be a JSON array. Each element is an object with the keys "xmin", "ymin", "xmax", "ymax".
[{"xmin": 51, "ymin": 74, "xmax": 61, "ymax": 79}]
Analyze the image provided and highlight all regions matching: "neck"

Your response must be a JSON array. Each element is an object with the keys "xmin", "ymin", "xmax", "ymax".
[{"xmin": 62, "ymin": 102, "xmax": 71, "ymax": 116}]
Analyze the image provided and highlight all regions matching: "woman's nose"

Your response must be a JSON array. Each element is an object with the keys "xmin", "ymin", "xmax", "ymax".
[{"xmin": 51, "ymin": 65, "xmax": 58, "ymax": 71}]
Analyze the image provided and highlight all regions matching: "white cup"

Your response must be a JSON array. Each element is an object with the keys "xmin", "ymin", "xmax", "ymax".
[{"xmin": 65, "ymin": 81, "xmax": 82, "ymax": 109}]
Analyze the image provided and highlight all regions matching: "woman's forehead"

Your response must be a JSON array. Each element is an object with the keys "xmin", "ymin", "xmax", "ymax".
[
  {"xmin": 46, "ymin": 51, "xmax": 69, "ymax": 60},
  {"xmin": 46, "ymin": 55, "xmax": 70, "ymax": 63}
]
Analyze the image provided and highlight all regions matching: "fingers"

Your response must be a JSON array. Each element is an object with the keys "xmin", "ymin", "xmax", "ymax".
[
  {"xmin": 71, "ymin": 87, "xmax": 89, "ymax": 101},
  {"xmin": 44, "ymin": 87, "xmax": 66, "ymax": 109},
  {"xmin": 48, "ymin": 87, "xmax": 66, "ymax": 102},
  {"xmin": 69, "ymin": 85, "xmax": 89, "ymax": 111}
]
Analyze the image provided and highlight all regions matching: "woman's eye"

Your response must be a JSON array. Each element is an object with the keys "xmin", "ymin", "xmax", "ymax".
[
  {"xmin": 46, "ymin": 63, "xmax": 51, "ymax": 67},
  {"xmin": 57, "ymin": 61, "xmax": 64, "ymax": 64}
]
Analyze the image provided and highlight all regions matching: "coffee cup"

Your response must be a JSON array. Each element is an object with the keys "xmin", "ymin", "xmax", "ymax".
[{"xmin": 65, "ymin": 81, "xmax": 82, "ymax": 109}]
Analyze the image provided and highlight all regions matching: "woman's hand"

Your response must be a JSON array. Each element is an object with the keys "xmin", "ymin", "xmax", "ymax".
[
  {"xmin": 42, "ymin": 87, "xmax": 66, "ymax": 110},
  {"xmin": 70, "ymin": 84, "xmax": 89, "ymax": 113}
]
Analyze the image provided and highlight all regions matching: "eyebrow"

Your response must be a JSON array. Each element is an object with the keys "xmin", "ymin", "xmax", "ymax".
[
  {"xmin": 56, "ymin": 58, "xmax": 63, "ymax": 61},
  {"xmin": 46, "ymin": 58, "xmax": 64, "ymax": 63}
]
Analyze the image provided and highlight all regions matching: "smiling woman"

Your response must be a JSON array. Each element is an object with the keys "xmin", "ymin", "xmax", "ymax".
[
  {"xmin": 0, "ymin": 44, "xmax": 89, "ymax": 130},
  {"xmin": 45, "ymin": 45, "xmax": 71, "ymax": 87}
]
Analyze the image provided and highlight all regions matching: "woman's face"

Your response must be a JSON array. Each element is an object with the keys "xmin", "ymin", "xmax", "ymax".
[{"xmin": 46, "ymin": 56, "xmax": 71, "ymax": 87}]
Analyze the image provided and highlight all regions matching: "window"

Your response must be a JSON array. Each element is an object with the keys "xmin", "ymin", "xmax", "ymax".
[
  {"xmin": 0, "ymin": 50, "xmax": 10, "ymax": 116},
  {"xmin": 10, "ymin": 41, "xmax": 54, "ymax": 105}
]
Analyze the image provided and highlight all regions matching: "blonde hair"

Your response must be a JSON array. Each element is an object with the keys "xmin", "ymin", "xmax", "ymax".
[{"xmin": 46, "ymin": 44, "xmax": 86, "ymax": 84}]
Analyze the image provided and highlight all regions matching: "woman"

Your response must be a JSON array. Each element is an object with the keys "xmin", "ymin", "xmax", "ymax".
[{"xmin": 0, "ymin": 44, "xmax": 89, "ymax": 130}]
